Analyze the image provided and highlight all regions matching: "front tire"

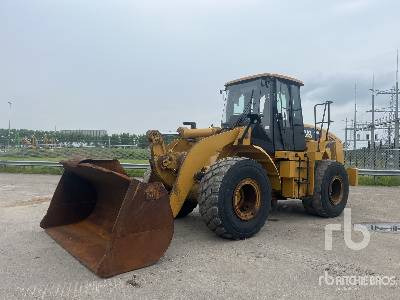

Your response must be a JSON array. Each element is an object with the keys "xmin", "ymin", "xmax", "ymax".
[
  {"xmin": 198, "ymin": 157, "xmax": 271, "ymax": 240},
  {"xmin": 302, "ymin": 160, "xmax": 349, "ymax": 217}
]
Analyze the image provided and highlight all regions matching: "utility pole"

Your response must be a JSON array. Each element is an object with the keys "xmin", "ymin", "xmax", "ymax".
[
  {"xmin": 389, "ymin": 92, "xmax": 394, "ymax": 147},
  {"xmin": 344, "ymin": 118, "xmax": 348, "ymax": 150},
  {"xmin": 353, "ymin": 82, "xmax": 357, "ymax": 150},
  {"xmin": 7, "ymin": 101, "xmax": 12, "ymax": 148},
  {"xmin": 395, "ymin": 49, "xmax": 399, "ymax": 149},
  {"xmin": 371, "ymin": 74, "xmax": 375, "ymax": 149}
]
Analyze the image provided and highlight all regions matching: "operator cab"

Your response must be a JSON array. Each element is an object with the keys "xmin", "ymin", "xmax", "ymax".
[{"xmin": 222, "ymin": 73, "xmax": 306, "ymax": 153}]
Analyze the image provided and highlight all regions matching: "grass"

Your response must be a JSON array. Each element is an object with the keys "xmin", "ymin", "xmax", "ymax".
[
  {"xmin": 358, "ymin": 176, "xmax": 400, "ymax": 187},
  {"xmin": 0, "ymin": 156, "xmax": 148, "ymax": 164},
  {"xmin": 0, "ymin": 155, "xmax": 148, "ymax": 177},
  {"xmin": 0, "ymin": 156, "xmax": 62, "ymax": 161},
  {"xmin": 125, "ymin": 169, "xmax": 146, "ymax": 177},
  {"xmin": 0, "ymin": 147, "xmax": 150, "ymax": 160},
  {"xmin": 0, "ymin": 166, "xmax": 64, "ymax": 175},
  {"xmin": 0, "ymin": 165, "xmax": 146, "ymax": 177},
  {"xmin": 0, "ymin": 147, "xmax": 150, "ymax": 177}
]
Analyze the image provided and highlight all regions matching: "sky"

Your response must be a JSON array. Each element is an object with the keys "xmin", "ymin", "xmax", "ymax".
[{"xmin": 1, "ymin": 0, "xmax": 400, "ymax": 139}]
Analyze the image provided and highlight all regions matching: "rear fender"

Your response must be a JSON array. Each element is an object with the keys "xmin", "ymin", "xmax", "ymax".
[{"xmin": 220, "ymin": 145, "xmax": 280, "ymax": 190}]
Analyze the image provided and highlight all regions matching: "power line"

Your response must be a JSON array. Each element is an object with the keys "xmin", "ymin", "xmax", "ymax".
[{"xmin": 346, "ymin": 51, "xmax": 399, "ymax": 150}]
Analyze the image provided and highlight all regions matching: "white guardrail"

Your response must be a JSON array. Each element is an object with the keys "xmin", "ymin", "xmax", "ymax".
[
  {"xmin": 0, "ymin": 160, "xmax": 400, "ymax": 176},
  {"xmin": 357, "ymin": 169, "xmax": 400, "ymax": 176},
  {"xmin": 0, "ymin": 160, "xmax": 150, "ymax": 170}
]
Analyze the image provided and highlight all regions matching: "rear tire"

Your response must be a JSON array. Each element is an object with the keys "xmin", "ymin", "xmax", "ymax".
[
  {"xmin": 302, "ymin": 160, "xmax": 349, "ymax": 217},
  {"xmin": 198, "ymin": 157, "xmax": 271, "ymax": 240}
]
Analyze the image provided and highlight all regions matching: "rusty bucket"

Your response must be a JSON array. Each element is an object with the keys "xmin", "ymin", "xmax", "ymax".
[{"xmin": 40, "ymin": 159, "xmax": 173, "ymax": 278}]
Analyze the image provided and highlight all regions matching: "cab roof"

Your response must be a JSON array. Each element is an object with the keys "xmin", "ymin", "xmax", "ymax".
[{"xmin": 225, "ymin": 72, "xmax": 304, "ymax": 87}]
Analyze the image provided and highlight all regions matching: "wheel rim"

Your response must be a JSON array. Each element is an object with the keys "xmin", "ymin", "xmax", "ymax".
[
  {"xmin": 232, "ymin": 178, "xmax": 261, "ymax": 221},
  {"xmin": 329, "ymin": 176, "xmax": 343, "ymax": 206}
]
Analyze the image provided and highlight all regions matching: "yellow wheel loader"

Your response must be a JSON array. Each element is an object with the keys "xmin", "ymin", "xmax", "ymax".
[{"xmin": 41, "ymin": 73, "xmax": 358, "ymax": 277}]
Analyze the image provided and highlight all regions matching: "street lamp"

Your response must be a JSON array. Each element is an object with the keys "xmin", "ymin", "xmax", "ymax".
[{"xmin": 7, "ymin": 101, "xmax": 12, "ymax": 148}]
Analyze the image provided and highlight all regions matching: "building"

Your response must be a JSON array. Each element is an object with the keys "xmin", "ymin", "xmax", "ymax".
[{"xmin": 60, "ymin": 129, "xmax": 108, "ymax": 137}]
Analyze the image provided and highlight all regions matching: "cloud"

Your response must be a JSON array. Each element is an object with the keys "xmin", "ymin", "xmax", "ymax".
[
  {"xmin": 0, "ymin": 0, "xmax": 399, "ymax": 136},
  {"xmin": 333, "ymin": 0, "xmax": 377, "ymax": 15}
]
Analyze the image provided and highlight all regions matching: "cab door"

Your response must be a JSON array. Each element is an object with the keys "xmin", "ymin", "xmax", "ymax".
[
  {"xmin": 274, "ymin": 80, "xmax": 306, "ymax": 151},
  {"xmin": 290, "ymin": 84, "xmax": 306, "ymax": 151},
  {"xmin": 276, "ymin": 80, "xmax": 294, "ymax": 150}
]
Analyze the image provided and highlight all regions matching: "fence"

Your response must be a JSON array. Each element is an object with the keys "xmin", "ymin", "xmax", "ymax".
[{"xmin": 344, "ymin": 149, "xmax": 400, "ymax": 170}]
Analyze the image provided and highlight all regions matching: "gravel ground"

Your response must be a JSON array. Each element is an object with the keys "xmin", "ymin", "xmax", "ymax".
[{"xmin": 0, "ymin": 173, "xmax": 399, "ymax": 299}]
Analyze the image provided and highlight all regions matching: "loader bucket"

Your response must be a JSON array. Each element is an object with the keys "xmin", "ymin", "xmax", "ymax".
[{"xmin": 40, "ymin": 159, "xmax": 173, "ymax": 278}]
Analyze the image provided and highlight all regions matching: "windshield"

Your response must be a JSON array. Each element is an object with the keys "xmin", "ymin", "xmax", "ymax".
[{"xmin": 223, "ymin": 79, "xmax": 271, "ymax": 127}]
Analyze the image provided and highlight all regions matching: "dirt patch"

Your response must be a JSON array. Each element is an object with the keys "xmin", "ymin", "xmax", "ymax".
[
  {"xmin": 126, "ymin": 275, "xmax": 141, "ymax": 288},
  {"xmin": 2, "ymin": 196, "xmax": 51, "ymax": 208}
]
